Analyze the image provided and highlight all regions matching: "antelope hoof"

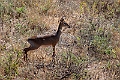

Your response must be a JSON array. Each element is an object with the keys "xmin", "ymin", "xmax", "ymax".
[{"xmin": 52, "ymin": 54, "xmax": 56, "ymax": 57}]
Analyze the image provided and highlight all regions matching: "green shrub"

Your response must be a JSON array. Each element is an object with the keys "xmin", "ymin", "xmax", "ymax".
[
  {"xmin": 91, "ymin": 35, "xmax": 112, "ymax": 54},
  {"xmin": 4, "ymin": 53, "xmax": 18, "ymax": 79},
  {"xmin": 40, "ymin": 0, "xmax": 52, "ymax": 14},
  {"xmin": 16, "ymin": 7, "xmax": 25, "ymax": 13}
]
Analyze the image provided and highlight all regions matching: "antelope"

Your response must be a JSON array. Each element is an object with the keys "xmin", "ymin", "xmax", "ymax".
[{"xmin": 23, "ymin": 17, "xmax": 70, "ymax": 61}]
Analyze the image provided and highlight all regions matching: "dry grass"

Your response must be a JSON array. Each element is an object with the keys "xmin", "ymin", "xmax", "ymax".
[{"xmin": 0, "ymin": 0, "xmax": 120, "ymax": 80}]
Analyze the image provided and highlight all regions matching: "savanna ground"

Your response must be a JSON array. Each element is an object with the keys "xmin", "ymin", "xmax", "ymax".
[{"xmin": 0, "ymin": 0, "xmax": 120, "ymax": 80}]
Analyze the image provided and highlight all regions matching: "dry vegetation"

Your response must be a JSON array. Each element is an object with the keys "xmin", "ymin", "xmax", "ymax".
[{"xmin": 0, "ymin": 0, "xmax": 120, "ymax": 80}]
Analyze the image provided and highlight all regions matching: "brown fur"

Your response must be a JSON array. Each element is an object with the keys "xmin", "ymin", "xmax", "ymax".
[{"xmin": 23, "ymin": 17, "xmax": 70, "ymax": 61}]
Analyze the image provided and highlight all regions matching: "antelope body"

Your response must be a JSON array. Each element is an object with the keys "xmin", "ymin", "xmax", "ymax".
[{"xmin": 23, "ymin": 17, "xmax": 70, "ymax": 61}]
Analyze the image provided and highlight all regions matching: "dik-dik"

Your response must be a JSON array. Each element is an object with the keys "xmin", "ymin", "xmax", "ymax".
[{"xmin": 23, "ymin": 17, "xmax": 70, "ymax": 61}]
